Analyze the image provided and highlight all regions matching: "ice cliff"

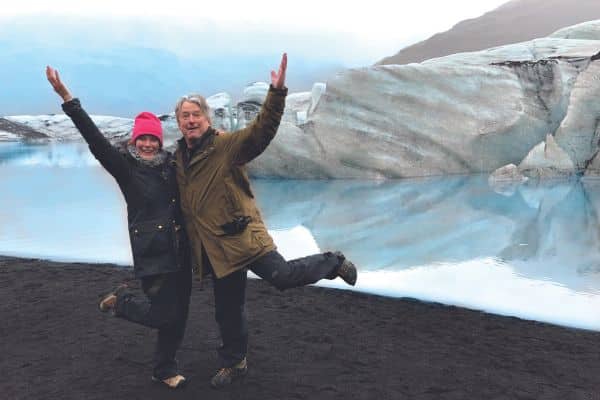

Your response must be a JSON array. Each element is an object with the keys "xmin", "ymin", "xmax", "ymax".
[{"xmin": 5, "ymin": 20, "xmax": 600, "ymax": 180}]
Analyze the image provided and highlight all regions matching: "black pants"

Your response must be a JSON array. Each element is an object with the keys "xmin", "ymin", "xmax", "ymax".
[
  {"xmin": 210, "ymin": 250, "xmax": 341, "ymax": 368},
  {"xmin": 114, "ymin": 264, "xmax": 192, "ymax": 379}
]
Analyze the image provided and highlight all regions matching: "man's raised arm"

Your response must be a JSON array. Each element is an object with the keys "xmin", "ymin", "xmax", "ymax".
[{"xmin": 230, "ymin": 53, "xmax": 288, "ymax": 166}]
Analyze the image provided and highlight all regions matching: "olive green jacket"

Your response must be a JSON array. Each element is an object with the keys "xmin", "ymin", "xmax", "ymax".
[{"xmin": 174, "ymin": 86, "xmax": 287, "ymax": 279}]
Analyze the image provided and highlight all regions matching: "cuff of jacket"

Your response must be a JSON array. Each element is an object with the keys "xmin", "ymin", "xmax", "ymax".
[
  {"xmin": 268, "ymin": 85, "xmax": 288, "ymax": 96},
  {"xmin": 266, "ymin": 85, "xmax": 287, "ymax": 113},
  {"xmin": 61, "ymin": 98, "xmax": 82, "ymax": 115}
]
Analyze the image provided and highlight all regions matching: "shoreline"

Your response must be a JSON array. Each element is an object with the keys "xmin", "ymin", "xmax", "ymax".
[
  {"xmin": 4, "ymin": 251, "xmax": 598, "ymax": 334},
  {"xmin": 1, "ymin": 255, "xmax": 599, "ymax": 399}
]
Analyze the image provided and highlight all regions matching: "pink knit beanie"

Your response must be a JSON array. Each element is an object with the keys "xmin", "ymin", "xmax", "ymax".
[{"xmin": 131, "ymin": 112, "xmax": 163, "ymax": 146}]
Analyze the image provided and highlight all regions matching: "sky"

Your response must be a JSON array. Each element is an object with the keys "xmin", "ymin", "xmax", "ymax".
[
  {"xmin": 2, "ymin": 0, "xmax": 510, "ymax": 64},
  {"xmin": 0, "ymin": 0, "xmax": 513, "ymax": 115}
]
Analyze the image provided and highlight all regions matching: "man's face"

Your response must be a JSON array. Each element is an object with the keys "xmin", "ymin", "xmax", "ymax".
[
  {"xmin": 134, "ymin": 135, "xmax": 161, "ymax": 160},
  {"xmin": 177, "ymin": 101, "xmax": 210, "ymax": 143}
]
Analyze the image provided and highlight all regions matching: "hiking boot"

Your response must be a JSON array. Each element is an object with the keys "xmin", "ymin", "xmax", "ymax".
[
  {"xmin": 333, "ymin": 251, "xmax": 357, "ymax": 286},
  {"xmin": 98, "ymin": 284, "xmax": 128, "ymax": 313},
  {"xmin": 210, "ymin": 358, "xmax": 248, "ymax": 389}
]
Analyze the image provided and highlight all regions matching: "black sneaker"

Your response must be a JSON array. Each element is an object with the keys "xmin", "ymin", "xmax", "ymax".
[
  {"xmin": 98, "ymin": 284, "xmax": 128, "ymax": 313},
  {"xmin": 210, "ymin": 358, "xmax": 248, "ymax": 389},
  {"xmin": 333, "ymin": 251, "xmax": 357, "ymax": 286}
]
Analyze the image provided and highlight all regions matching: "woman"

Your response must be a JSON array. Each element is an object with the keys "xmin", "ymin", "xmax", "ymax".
[{"xmin": 46, "ymin": 66, "xmax": 191, "ymax": 389}]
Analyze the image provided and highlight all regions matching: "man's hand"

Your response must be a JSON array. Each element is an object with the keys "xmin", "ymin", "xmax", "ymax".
[
  {"xmin": 270, "ymin": 53, "xmax": 287, "ymax": 89},
  {"xmin": 46, "ymin": 66, "xmax": 73, "ymax": 103}
]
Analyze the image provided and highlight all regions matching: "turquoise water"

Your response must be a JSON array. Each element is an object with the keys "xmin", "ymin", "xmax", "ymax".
[{"xmin": 2, "ymin": 142, "xmax": 600, "ymax": 330}]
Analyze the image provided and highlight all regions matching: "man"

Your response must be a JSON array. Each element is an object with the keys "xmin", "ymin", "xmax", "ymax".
[{"xmin": 173, "ymin": 53, "xmax": 357, "ymax": 388}]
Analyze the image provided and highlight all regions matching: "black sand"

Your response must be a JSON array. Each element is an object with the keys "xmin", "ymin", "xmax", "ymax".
[{"xmin": 1, "ymin": 256, "xmax": 599, "ymax": 399}]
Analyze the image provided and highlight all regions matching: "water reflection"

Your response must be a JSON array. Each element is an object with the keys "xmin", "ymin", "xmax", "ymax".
[
  {"xmin": 2, "ymin": 143, "xmax": 600, "ymax": 330},
  {"xmin": 254, "ymin": 177, "xmax": 600, "ymax": 288},
  {"xmin": 0, "ymin": 141, "xmax": 98, "ymax": 167}
]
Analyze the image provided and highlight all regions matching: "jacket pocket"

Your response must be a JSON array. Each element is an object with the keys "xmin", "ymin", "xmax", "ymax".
[
  {"xmin": 253, "ymin": 229, "xmax": 271, "ymax": 247},
  {"xmin": 220, "ymin": 216, "xmax": 251, "ymax": 235},
  {"xmin": 216, "ymin": 228, "xmax": 266, "ymax": 265},
  {"xmin": 129, "ymin": 218, "xmax": 177, "ymax": 269}
]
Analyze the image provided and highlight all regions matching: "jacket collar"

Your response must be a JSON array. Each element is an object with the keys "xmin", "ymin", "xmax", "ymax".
[
  {"xmin": 126, "ymin": 144, "xmax": 169, "ymax": 167},
  {"xmin": 177, "ymin": 127, "xmax": 216, "ymax": 168},
  {"xmin": 116, "ymin": 138, "xmax": 170, "ymax": 167},
  {"xmin": 177, "ymin": 127, "xmax": 215, "ymax": 152}
]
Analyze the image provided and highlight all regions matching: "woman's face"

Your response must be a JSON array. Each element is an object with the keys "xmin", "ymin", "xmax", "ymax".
[{"xmin": 135, "ymin": 135, "xmax": 161, "ymax": 160}]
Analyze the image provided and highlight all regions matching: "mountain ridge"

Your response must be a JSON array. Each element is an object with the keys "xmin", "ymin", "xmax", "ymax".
[{"xmin": 377, "ymin": 0, "xmax": 600, "ymax": 65}]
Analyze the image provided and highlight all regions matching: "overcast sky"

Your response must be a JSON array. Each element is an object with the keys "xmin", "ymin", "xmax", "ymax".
[{"xmin": 3, "ymin": 0, "xmax": 510, "ymax": 62}]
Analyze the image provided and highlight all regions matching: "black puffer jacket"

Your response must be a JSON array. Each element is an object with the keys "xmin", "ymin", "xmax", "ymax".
[{"xmin": 63, "ymin": 99, "xmax": 188, "ymax": 278}]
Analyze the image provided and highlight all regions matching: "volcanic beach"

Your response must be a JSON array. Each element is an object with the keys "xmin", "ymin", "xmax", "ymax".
[{"xmin": 1, "ymin": 256, "xmax": 599, "ymax": 399}]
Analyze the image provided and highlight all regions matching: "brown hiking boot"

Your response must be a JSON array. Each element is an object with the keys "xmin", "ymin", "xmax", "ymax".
[
  {"xmin": 334, "ymin": 251, "xmax": 357, "ymax": 286},
  {"xmin": 210, "ymin": 358, "xmax": 248, "ymax": 389},
  {"xmin": 98, "ymin": 284, "xmax": 128, "ymax": 313}
]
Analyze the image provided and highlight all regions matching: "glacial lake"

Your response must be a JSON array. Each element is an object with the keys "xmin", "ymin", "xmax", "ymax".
[{"xmin": 2, "ymin": 142, "xmax": 600, "ymax": 331}]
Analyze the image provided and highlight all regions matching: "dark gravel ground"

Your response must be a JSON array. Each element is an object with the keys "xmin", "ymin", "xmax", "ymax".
[{"xmin": 1, "ymin": 256, "xmax": 599, "ymax": 400}]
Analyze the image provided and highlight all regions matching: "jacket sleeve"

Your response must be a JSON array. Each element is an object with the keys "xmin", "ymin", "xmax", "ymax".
[
  {"xmin": 227, "ymin": 85, "xmax": 287, "ymax": 165},
  {"xmin": 62, "ymin": 98, "xmax": 130, "ymax": 184}
]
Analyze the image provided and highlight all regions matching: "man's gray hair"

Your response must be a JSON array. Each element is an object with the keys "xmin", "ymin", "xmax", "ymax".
[{"xmin": 175, "ymin": 94, "xmax": 211, "ymax": 121}]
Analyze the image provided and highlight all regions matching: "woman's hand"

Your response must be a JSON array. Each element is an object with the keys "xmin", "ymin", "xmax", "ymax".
[{"xmin": 46, "ymin": 66, "xmax": 73, "ymax": 103}]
